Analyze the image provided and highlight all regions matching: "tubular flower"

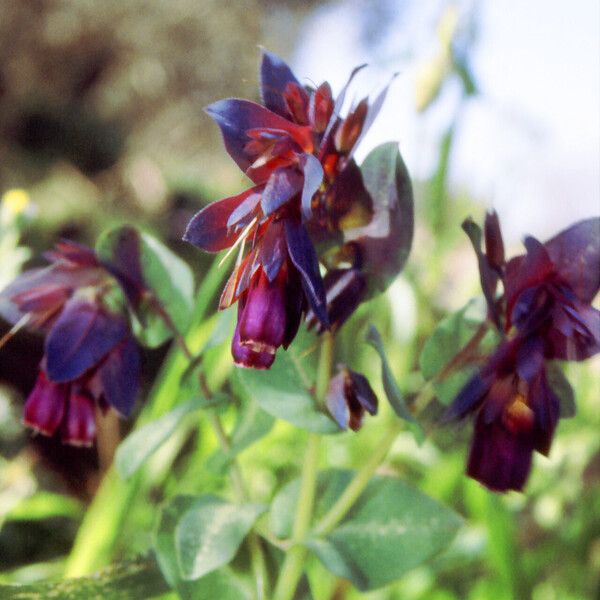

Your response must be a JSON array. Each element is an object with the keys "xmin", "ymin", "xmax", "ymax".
[
  {"xmin": 184, "ymin": 50, "xmax": 396, "ymax": 367},
  {"xmin": 0, "ymin": 241, "xmax": 140, "ymax": 446},
  {"xmin": 446, "ymin": 214, "xmax": 599, "ymax": 492}
]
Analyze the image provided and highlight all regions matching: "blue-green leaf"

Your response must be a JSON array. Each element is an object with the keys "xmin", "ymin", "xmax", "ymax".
[
  {"xmin": 173, "ymin": 496, "xmax": 265, "ymax": 580},
  {"xmin": 116, "ymin": 395, "xmax": 226, "ymax": 480},
  {"xmin": 270, "ymin": 470, "xmax": 462, "ymax": 591},
  {"xmin": 233, "ymin": 347, "xmax": 338, "ymax": 434},
  {"xmin": 366, "ymin": 324, "xmax": 424, "ymax": 442}
]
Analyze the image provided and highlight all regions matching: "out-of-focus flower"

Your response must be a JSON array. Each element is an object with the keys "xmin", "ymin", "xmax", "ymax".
[
  {"xmin": 0, "ymin": 241, "xmax": 140, "ymax": 446},
  {"xmin": 0, "ymin": 189, "xmax": 35, "ymax": 289},
  {"xmin": 184, "ymin": 50, "xmax": 396, "ymax": 368},
  {"xmin": 1, "ymin": 189, "xmax": 33, "ymax": 223},
  {"xmin": 326, "ymin": 366, "xmax": 378, "ymax": 431},
  {"xmin": 446, "ymin": 214, "xmax": 599, "ymax": 492}
]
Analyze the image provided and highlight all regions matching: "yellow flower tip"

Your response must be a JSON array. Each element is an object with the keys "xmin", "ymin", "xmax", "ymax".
[{"xmin": 2, "ymin": 189, "xmax": 31, "ymax": 217}]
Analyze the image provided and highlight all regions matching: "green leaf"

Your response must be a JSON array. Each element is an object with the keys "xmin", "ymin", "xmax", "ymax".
[
  {"xmin": 347, "ymin": 142, "xmax": 414, "ymax": 298},
  {"xmin": 206, "ymin": 398, "xmax": 275, "ymax": 473},
  {"xmin": 0, "ymin": 557, "xmax": 169, "ymax": 600},
  {"xmin": 546, "ymin": 363, "xmax": 576, "ymax": 418},
  {"xmin": 270, "ymin": 470, "xmax": 462, "ymax": 591},
  {"xmin": 96, "ymin": 225, "xmax": 194, "ymax": 347},
  {"xmin": 159, "ymin": 495, "xmax": 266, "ymax": 581},
  {"xmin": 155, "ymin": 496, "xmax": 252, "ymax": 599},
  {"xmin": 366, "ymin": 325, "xmax": 424, "ymax": 442},
  {"xmin": 116, "ymin": 395, "xmax": 226, "ymax": 480},
  {"xmin": 233, "ymin": 348, "xmax": 338, "ymax": 434},
  {"xmin": 419, "ymin": 301, "xmax": 498, "ymax": 405}
]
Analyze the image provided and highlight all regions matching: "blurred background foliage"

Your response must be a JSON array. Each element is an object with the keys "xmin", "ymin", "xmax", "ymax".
[{"xmin": 0, "ymin": 1, "xmax": 598, "ymax": 599}]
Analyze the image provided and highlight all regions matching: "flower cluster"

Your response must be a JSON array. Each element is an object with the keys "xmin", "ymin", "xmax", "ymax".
[
  {"xmin": 184, "ymin": 50, "xmax": 396, "ymax": 369},
  {"xmin": 0, "ymin": 241, "xmax": 140, "ymax": 446},
  {"xmin": 446, "ymin": 214, "xmax": 600, "ymax": 491}
]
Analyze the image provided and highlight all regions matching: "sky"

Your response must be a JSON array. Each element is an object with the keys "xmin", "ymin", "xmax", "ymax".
[{"xmin": 292, "ymin": 0, "xmax": 599, "ymax": 242}]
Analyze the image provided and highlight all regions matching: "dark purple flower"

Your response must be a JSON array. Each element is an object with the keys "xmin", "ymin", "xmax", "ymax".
[
  {"xmin": 1, "ymin": 241, "xmax": 141, "ymax": 446},
  {"xmin": 0, "ymin": 240, "xmax": 106, "ymax": 330},
  {"xmin": 446, "ymin": 215, "xmax": 599, "ymax": 491},
  {"xmin": 326, "ymin": 366, "xmax": 378, "ymax": 431},
  {"xmin": 504, "ymin": 233, "xmax": 600, "ymax": 361},
  {"xmin": 184, "ymin": 50, "xmax": 395, "ymax": 367},
  {"xmin": 446, "ymin": 338, "xmax": 559, "ymax": 492}
]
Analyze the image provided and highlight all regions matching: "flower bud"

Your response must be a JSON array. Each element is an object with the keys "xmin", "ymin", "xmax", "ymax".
[{"xmin": 326, "ymin": 367, "xmax": 378, "ymax": 431}]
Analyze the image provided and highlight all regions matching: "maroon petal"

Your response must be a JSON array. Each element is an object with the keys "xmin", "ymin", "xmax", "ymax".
[
  {"xmin": 205, "ymin": 99, "xmax": 312, "ymax": 174},
  {"xmin": 544, "ymin": 217, "xmax": 600, "ymax": 303},
  {"xmin": 334, "ymin": 99, "xmax": 368, "ymax": 155},
  {"xmin": 238, "ymin": 269, "xmax": 286, "ymax": 353},
  {"xmin": 44, "ymin": 240, "xmax": 99, "ymax": 268},
  {"xmin": 284, "ymin": 219, "xmax": 329, "ymax": 329},
  {"xmin": 308, "ymin": 82, "xmax": 334, "ymax": 134},
  {"xmin": 546, "ymin": 302, "xmax": 600, "ymax": 361},
  {"xmin": 484, "ymin": 210, "xmax": 505, "ymax": 271},
  {"xmin": 61, "ymin": 389, "xmax": 96, "ymax": 446},
  {"xmin": 11, "ymin": 284, "xmax": 69, "ymax": 315},
  {"xmin": 444, "ymin": 373, "xmax": 490, "ymax": 422},
  {"xmin": 348, "ymin": 73, "xmax": 398, "ymax": 160},
  {"xmin": 23, "ymin": 371, "xmax": 68, "ymax": 436},
  {"xmin": 97, "ymin": 336, "xmax": 140, "ymax": 417},
  {"xmin": 326, "ymin": 367, "xmax": 378, "ymax": 431},
  {"xmin": 283, "ymin": 82, "xmax": 310, "ymax": 124},
  {"xmin": 326, "ymin": 371, "xmax": 352, "ymax": 430},
  {"xmin": 299, "ymin": 154, "xmax": 324, "ymax": 220},
  {"xmin": 462, "ymin": 218, "xmax": 502, "ymax": 330},
  {"xmin": 321, "ymin": 63, "xmax": 367, "ymax": 144},
  {"xmin": 306, "ymin": 268, "xmax": 367, "ymax": 333},
  {"xmin": 347, "ymin": 369, "xmax": 378, "ymax": 416},
  {"xmin": 226, "ymin": 189, "xmax": 263, "ymax": 229},
  {"xmin": 184, "ymin": 186, "xmax": 262, "ymax": 252},
  {"xmin": 467, "ymin": 414, "xmax": 534, "ymax": 492},
  {"xmin": 231, "ymin": 315, "xmax": 275, "ymax": 370},
  {"xmin": 0, "ymin": 263, "xmax": 104, "ymax": 329},
  {"xmin": 505, "ymin": 237, "xmax": 555, "ymax": 322},
  {"xmin": 45, "ymin": 298, "xmax": 128, "ymax": 382},
  {"xmin": 258, "ymin": 221, "xmax": 287, "ymax": 282},
  {"xmin": 281, "ymin": 264, "xmax": 304, "ymax": 349},
  {"xmin": 261, "ymin": 168, "xmax": 303, "ymax": 216},
  {"xmin": 260, "ymin": 49, "xmax": 303, "ymax": 117}
]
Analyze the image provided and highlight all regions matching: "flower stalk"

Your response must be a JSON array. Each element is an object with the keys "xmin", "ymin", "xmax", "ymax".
[{"xmin": 272, "ymin": 333, "xmax": 334, "ymax": 600}]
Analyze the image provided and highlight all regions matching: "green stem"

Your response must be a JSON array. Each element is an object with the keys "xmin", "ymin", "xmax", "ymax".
[
  {"xmin": 272, "ymin": 333, "xmax": 334, "ymax": 600},
  {"xmin": 272, "ymin": 433, "xmax": 321, "ymax": 600},
  {"xmin": 314, "ymin": 381, "xmax": 435, "ymax": 538},
  {"xmin": 206, "ymin": 411, "xmax": 268, "ymax": 600},
  {"xmin": 314, "ymin": 422, "xmax": 400, "ymax": 537},
  {"xmin": 174, "ymin": 330, "xmax": 269, "ymax": 600}
]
